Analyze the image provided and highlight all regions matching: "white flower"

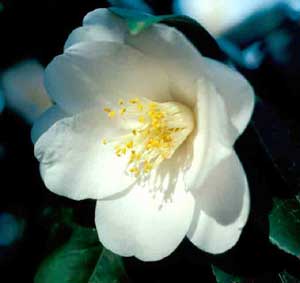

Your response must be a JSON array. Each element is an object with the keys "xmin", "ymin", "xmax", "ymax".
[{"xmin": 32, "ymin": 8, "xmax": 254, "ymax": 261}]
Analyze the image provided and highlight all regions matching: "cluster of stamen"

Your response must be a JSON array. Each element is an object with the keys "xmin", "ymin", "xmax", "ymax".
[{"xmin": 102, "ymin": 97, "xmax": 194, "ymax": 177}]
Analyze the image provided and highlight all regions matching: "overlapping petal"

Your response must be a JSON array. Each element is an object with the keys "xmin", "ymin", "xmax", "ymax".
[
  {"xmin": 184, "ymin": 79, "xmax": 238, "ymax": 190},
  {"xmin": 45, "ymin": 41, "xmax": 170, "ymax": 114},
  {"xmin": 187, "ymin": 152, "xmax": 250, "ymax": 254},
  {"xmin": 95, "ymin": 146, "xmax": 195, "ymax": 261},
  {"xmin": 34, "ymin": 109, "xmax": 136, "ymax": 200},
  {"xmin": 31, "ymin": 105, "xmax": 66, "ymax": 143},
  {"xmin": 203, "ymin": 57, "xmax": 255, "ymax": 134},
  {"xmin": 64, "ymin": 25, "xmax": 123, "ymax": 51},
  {"xmin": 83, "ymin": 8, "xmax": 126, "ymax": 34},
  {"xmin": 126, "ymin": 23, "xmax": 204, "ymax": 107}
]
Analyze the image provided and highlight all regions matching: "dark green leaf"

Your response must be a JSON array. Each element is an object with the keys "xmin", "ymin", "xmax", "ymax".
[
  {"xmin": 109, "ymin": 7, "xmax": 225, "ymax": 61},
  {"xmin": 34, "ymin": 226, "xmax": 101, "ymax": 283},
  {"xmin": 89, "ymin": 248, "xmax": 129, "ymax": 283},
  {"xmin": 279, "ymin": 271, "xmax": 300, "ymax": 283},
  {"xmin": 252, "ymin": 99, "xmax": 300, "ymax": 194},
  {"xmin": 212, "ymin": 265, "xmax": 243, "ymax": 283},
  {"xmin": 269, "ymin": 195, "xmax": 300, "ymax": 258}
]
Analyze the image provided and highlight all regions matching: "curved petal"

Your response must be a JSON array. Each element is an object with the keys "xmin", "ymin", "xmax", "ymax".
[
  {"xmin": 64, "ymin": 25, "xmax": 123, "ymax": 51},
  {"xmin": 45, "ymin": 41, "xmax": 170, "ymax": 114},
  {"xmin": 126, "ymin": 23, "xmax": 204, "ymax": 107},
  {"xmin": 34, "ymin": 109, "xmax": 136, "ymax": 200},
  {"xmin": 95, "ymin": 146, "xmax": 195, "ymax": 261},
  {"xmin": 203, "ymin": 57, "xmax": 255, "ymax": 134},
  {"xmin": 31, "ymin": 105, "xmax": 67, "ymax": 143},
  {"xmin": 187, "ymin": 152, "xmax": 250, "ymax": 254},
  {"xmin": 184, "ymin": 79, "xmax": 237, "ymax": 191},
  {"xmin": 83, "ymin": 8, "xmax": 126, "ymax": 37}
]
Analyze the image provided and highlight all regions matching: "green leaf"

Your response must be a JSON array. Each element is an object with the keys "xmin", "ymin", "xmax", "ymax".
[
  {"xmin": 212, "ymin": 265, "xmax": 243, "ymax": 283},
  {"xmin": 269, "ymin": 195, "xmax": 300, "ymax": 258},
  {"xmin": 89, "ymin": 248, "xmax": 129, "ymax": 283},
  {"xmin": 109, "ymin": 7, "xmax": 171, "ymax": 35},
  {"xmin": 109, "ymin": 7, "xmax": 224, "ymax": 61},
  {"xmin": 34, "ymin": 226, "xmax": 101, "ymax": 283},
  {"xmin": 279, "ymin": 271, "xmax": 300, "ymax": 283}
]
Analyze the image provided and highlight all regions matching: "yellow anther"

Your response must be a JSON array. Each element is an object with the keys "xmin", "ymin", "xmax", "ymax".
[
  {"xmin": 126, "ymin": 140, "xmax": 133, "ymax": 149},
  {"xmin": 163, "ymin": 135, "xmax": 172, "ymax": 142},
  {"xmin": 102, "ymin": 97, "xmax": 194, "ymax": 178},
  {"xmin": 119, "ymin": 108, "xmax": 127, "ymax": 115},
  {"xmin": 137, "ymin": 103, "xmax": 144, "ymax": 111},
  {"xmin": 115, "ymin": 145, "xmax": 126, "ymax": 156},
  {"xmin": 129, "ymin": 98, "xmax": 139, "ymax": 104},
  {"xmin": 101, "ymin": 138, "xmax": 107, "ymax": 145},
  {"xmin": 161, "ymin": 152, "xmax": 170, "ymax": 159},
  {"xmin": 143, "ymin": 161, "xmax": 153, "ymax": 173},
  {"xmin": 104, "ymin": 107, "xmax": 112, "ymax": 113},
  {"xmin": 138, "ymin": 116, "xmax": 145, "ymax": 123},
  {"xmin": 108, "ymin": 110, "xmax": 116, "ymax": 118},
  {"xmin": 149, "ymin": 102, "xmax": 157, "ymax": 109},
  {"xmin": 129, "ymin": 167, "xmax": 140, "ymax": 176}
]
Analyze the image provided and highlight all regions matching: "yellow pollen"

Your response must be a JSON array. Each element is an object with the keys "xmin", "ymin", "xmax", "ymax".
[
  {"xmin": 102, "ymin": 97, "xmax": 194, "ymax": 177},
  {"xmin": 119, "ymin": 108, "xmax": 127, "ymax": 115},
  {"xmin": 143, "ymin": 161, "xmax": 153, "ymax": 173},
  {"xmin": 126, "ymin": 140, "xmax": 134, "ymax": 149},
  {"xmin": 129, "ymin": 98, "xmax": 139, "ymax": 104},
  {"xmin": 103, "ymin": 107, "xmax": 111, "ymax": 113},
  {"xmin": 129, "ymin": 167, "xmax": 140, "ymax": 176},
  {"xmin": 101, "ymin": 138, "xmax": 107, "ymax": 145},
  {"xmin": 108, "ymin": 110, "xmax": 116, "ymax": 118},
  {"xmin": 103, "ymin": 108, "xmax": 116, "ymax": 118},
  {"xmin": 137, "ymin": 103, "xmax": 144, "ymax": 111},
  {"xmin": 138, "ymin": 116, "xmax": 145, "ymax": 123}
]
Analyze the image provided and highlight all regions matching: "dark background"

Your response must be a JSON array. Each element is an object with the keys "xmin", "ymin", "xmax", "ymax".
[{"xmin": 1, "ymin": 1, "xmax": 300, "ymax": 282}]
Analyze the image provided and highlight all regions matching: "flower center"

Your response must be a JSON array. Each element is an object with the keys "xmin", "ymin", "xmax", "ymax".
[{"xmin": 102, "ymin": 97, "xmax": 194, "ymax": 176}]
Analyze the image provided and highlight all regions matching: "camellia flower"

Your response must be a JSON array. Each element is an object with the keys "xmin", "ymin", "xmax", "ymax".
[{"xmin": 32, "ymin": 8, "xmax": 254, "ymax": 261}]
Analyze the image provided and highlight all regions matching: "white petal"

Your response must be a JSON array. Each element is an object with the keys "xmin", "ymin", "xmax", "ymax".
[
  {"xmin": 45, "ymin": 41, "xmax": 170, "ymax": 114},
  {"xmin": 187, "ymin": 152, "xmax": 250, "ymax": 254},
  {"xmin": 184, "ymin": 79, "xmax": 237, "ymax": 191},
  {"xmin": 34, "ymin": 109, "xmax": 136, "ymax": 200},
  {"xmin": 83, "ymin": 8, "xmax": 126, "ymax": 36},
  {"xmin": 64, "ymin": 25, "xmax": 123, "ymax": 51},
  {"xmin": 95, "ymin": 148, "xmax": 195, "ymax": 261},
  {"xmin": 126, "ymin": 23, "xmax": 204, "ymax": 107},
  {"xmin": 203, "ymin": 57, "xmax": 255, "ymax": 134},
  {"xmin": 31, "ymin": 105, "xmax": 67, "ymax": 143}
]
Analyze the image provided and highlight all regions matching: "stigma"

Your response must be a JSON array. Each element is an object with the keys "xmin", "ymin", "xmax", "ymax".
[{"xmin": 102, "ymin": 97, "xmax": 194, "ymax": 177}]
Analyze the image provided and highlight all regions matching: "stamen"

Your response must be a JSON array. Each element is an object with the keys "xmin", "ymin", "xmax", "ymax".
[
  {"xmin": 102, "ymin": 97, "xmax": 194, "ymax": 177},
  {"xmin": 138, "ymin": 116, "xmax": 145, "ymax": 123},
  {"xmin": 129, "ymin": 98, "xmax": 139, "ymax": 104},
  {"xmin": 120, "ymin": 108, "xmax": 127, "ymax": 115},
  {"xmin": 108, "ymin": 110, "xmax": 116, "ymax": 118}
]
